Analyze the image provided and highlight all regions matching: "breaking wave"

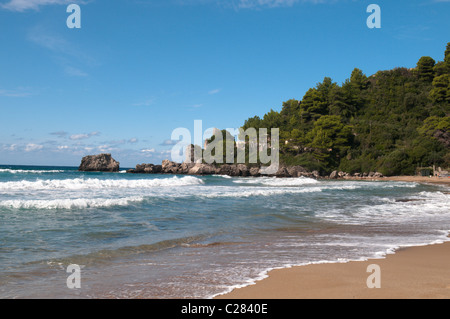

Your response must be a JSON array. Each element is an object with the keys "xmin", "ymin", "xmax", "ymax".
[
  {"xmin": 0, "ymin": 196, "xmax": 146, "ymax": 210},
  {"xmin": 0, "ymin": 176, "xmax": 204, "ymax": 191},
  {"xmin": 233, "ymin": 177, "xmax": 319, "ymax": 186},
  {"xmin": 0, "ymin": 169, "xmax": 65, "ymax": 174}
]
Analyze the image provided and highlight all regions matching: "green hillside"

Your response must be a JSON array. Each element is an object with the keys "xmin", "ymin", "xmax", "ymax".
[{"xmin": 241, "ymin": 43, "xmax": 450, "ymax": 176}]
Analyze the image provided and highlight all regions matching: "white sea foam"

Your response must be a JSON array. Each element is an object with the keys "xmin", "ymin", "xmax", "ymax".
[
  {"xmin": 201, "ymin": 186, "xmax": 324, "ymax": 198},
  {"xmin": 379, "ymin": 182, "xmax": 418, "ymax": 188},
  {"xmin": 324, "ymin": 180, "xmax": 419, "ymax": 189},
  {"xmin": 418, "ymin": 191, "xmax": 448, "ymax": 199},
  {"xmin": 315, "ymin": 191, "xmax": 450, "ymax": 224},
  {"xmin": 233, "ymin": 177, "xmax": 319, "ymax": 186},
  {"xmin": 0, "ymin": 176, "xmax": 204, "ymax": 191},
  {"xmin": 235, "ymin": 178, "xmax": 418, "ymax": 190},
  {"xmin": 0, "ymin": 169, "xmax": 65, "ymax": 174},
  {"xmin": 0, "ymin": 196, "xmax": 146, "ymax": 210},
  {"xmin": 201, "ymin": 182, "xmax": 372, "ymax": 198}
]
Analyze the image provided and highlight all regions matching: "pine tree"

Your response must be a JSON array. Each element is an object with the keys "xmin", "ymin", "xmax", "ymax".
[
  {"xmin": 430, "ymin": 74, "xmax": 450, "ymax": 104},
  {"xmin": 416, "ymin": 56, "xmax": 436, "ymax": 82}
]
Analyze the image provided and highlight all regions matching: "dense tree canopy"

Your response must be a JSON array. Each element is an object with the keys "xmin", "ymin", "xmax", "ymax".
[{"xmin": 241, "ymin": 42, "xmax": 450, "ymax": 175}]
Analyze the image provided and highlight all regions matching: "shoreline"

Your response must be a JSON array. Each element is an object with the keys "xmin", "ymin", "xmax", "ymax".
[
  {"xmin": 379, "ymin": 176, "xmax": 450, "ymax": 186},
  {"xmin": 215, "ymin": 239, "xmax": 450, "ymax": 299},
  {"xmin": 343, "ymin": 176, "xmax": 450, "ymax": 186},
  {"xmin": 214, "ymin": 239, "xmax": 450, "ymax": 300}
]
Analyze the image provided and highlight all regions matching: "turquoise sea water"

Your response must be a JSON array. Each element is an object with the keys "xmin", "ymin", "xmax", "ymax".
[{"xmin": 0, "ymin": 165, "xmax": 449, "ymax": 298}]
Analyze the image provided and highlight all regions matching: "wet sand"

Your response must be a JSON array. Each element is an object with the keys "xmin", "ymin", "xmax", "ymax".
[{"xmin": 216, "ymin": 241, "xmax": 450, "ymax": 299}]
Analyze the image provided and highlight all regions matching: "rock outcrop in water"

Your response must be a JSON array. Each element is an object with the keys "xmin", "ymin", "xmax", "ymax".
[
  {"xmin": 126, "ymin": 160, "xmax": 387, "ymax": 180},
  {"xmin": 127, "ymin": 163, "xmax": 162, "ymax": 174},
  {"xmin": 126, "ymin": 160, "xmax": 318, "ymax": 178},
  {"xmin": 80, "ymin": 155, "xmax": 385, "ymax": 179},
  {"xmin": 78, "ymin": 153, "xmax": 120, "ymax": 172}
]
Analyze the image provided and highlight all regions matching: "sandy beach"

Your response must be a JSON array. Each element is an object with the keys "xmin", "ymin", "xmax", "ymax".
[
  {"xmin": 381, "ymin": 176, "xmax": 450, "ymax": 186},
  {"xmin": 340, "ymin": 175, "xmax": 450, "ymax": 186}
]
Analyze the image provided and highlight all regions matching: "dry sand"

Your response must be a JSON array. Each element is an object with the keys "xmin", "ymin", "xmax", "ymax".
[{"xmin": 216, "ymin": 178, "xmax": 449, "ymax": 299}]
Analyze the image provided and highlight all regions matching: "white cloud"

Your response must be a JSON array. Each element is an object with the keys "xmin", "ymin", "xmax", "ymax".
[
  {"xmin": 208, "ymin": 88, "xmax": 221, "ymax": 95},
  {"xmin": 27, "ymin": 25, "xmax": 95, "ymax": 78},
  {"xmin": 25, "ymin": 143, "xmax": 44, "ymax": 152},
  {"xmin": 28, "ymin": 26, "xmax": 94, "ymax": 63},
  {"xmin": 128, "ymin": 138, "xmax": 138, "ymax": 144},
  {"xmin": 27, "ymin": 28, "xmax": 69, "ymax": 53},
  {"xmin": 102, "ymin": 137, "xmax": 139, "ymax": 146},
  {"xmin": 3, "ymin": 144, "xmax": 17, "ymax": 151},
  {"xmin": 0, "ymin": 87, "xmax": 33, "ymax": 97},
  {"xmin": 97, "ymin": 144, "xmax": 115, "ymax": 153},
  {"xmin": 132, "ymin": 99, "xmax": 155, "ymax": 107},
  {"xmin": 160, "ymin": 139, "xmax": 180, "ymax": 146},
  {"xmin": 69, "ymin": 131, "xmax": 100, "ymax": 140},
  {"xmin": 140, "ymin": 148, "xmax": 173, "ymax": 160},
  {"xmin": 1, "ymin": 0, "xmax": 78, "ymax": 12},
  {"xmin": 236, "ymin": 0, "xmax": 297, "ymax": 9},
  {"xmin": 175, "ymin": 0, "xmax": 328, "ymax": 10},
  {"xmin": 141, "ymin": 148, "xmax": 156, "ymax": 153},
  {"xmin": 70, "ymin": 134, "xmax": 90, "ymax": 140},
  {"xmin": 234, "ymin": 0, "xmax": 336, "ymax": 9},
  {"xmin": 50, "ymin": 131, "xmax": 68, "ymax": 138},
  {"xmin": 64, "ymin": 66, "xmax": 88, "ymax": 77}
]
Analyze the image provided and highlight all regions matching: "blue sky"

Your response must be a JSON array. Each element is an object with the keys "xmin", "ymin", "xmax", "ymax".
[{"xmin": 0, "ymin": 0, "xmax": 449, "ymax": 167}]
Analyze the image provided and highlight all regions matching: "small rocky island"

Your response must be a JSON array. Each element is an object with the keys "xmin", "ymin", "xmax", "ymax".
[{"xmin": 78, "ymin": 153, "xmax": 120, "ymax": 172}]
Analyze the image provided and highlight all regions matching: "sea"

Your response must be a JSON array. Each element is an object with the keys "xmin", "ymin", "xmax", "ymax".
[{"xmin": 0, "ymin": 165, "xmax": 449, "ymax": 299}]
